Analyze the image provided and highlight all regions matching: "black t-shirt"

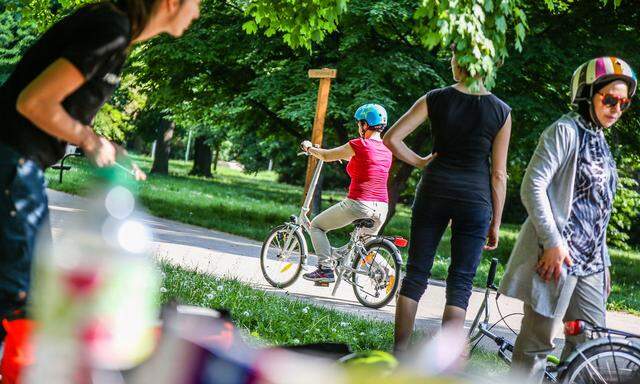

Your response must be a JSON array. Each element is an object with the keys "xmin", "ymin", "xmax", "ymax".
[
  {"xmin": 417, "ymin": 86, "xmax": 511, "ymax": 207},
  {"xmin": 0, "ymin": 2, "xmax": 131, "ymax": 168}
]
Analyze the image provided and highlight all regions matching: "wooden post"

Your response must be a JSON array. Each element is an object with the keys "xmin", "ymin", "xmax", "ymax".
[{"xmin": 304, "ymin": 68, "xmax": 337, "ymax": 210}]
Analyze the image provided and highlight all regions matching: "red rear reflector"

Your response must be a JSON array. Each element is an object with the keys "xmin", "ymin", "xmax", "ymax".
[
  {"xmin": 393, "ymin": 237, "xmax": 408, "ymax": 247},
  {"xmin": 564, "ymin": 320, "xmax": 584, "ymax": 336}
]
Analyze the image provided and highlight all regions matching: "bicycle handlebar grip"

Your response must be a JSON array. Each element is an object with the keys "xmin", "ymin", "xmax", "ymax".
[{"xmin": 487, "ymin": 258, "xmax": 498, "ymax": 288}]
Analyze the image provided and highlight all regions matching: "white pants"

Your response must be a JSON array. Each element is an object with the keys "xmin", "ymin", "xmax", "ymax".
[{"xmin": 309, "ymin": 199, "xmax": 388, "ymax": 268}]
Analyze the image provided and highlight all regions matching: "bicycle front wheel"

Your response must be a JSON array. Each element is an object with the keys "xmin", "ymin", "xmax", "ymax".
[
  {"xmin": 351, "ymin": 240, "xmax": 400, "ymax": 309},
  {"xmin": 260, "ymin": 225, "xmax": 305, "ymax": 288},
  {"xmin": 559, "ymin": 342, "xmax": 640, "ymax": 384}
]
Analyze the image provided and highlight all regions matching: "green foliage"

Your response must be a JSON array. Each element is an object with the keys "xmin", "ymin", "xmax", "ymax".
[
  {"xmin": 8, "ymin": 0, "xmax": 640, "ymax": 249},
  {"xmin": 3, "ymin": 0, "xmax": 78, "ymax": 30},
  {"xmin": 92, "ymin": 103, "xmax": 133, "ymax": 141},
  {"xmin": 128, "ymin": 0, "xmax": 445, "ymax": 185},
  {"xmin": 0, "ymin": 10, "xmax": 37, "ymax": 85},
  {"xmin": 242, "ymin": 0, "xmax": 348, "ymax": 50},
  {"xmin": 16, "ymin": 0, "xmax": 348, "ymax": 51},
  {"xmin": 92, "ymin": 73, "xmax": 147, "ymax": 142},
  {"xmin": 491, "ymin": 0, "xmax": 640, "ymax": 244},
  {"xmin": 544, "ymin": 0, "xmax": 622, "ymax": 11},
  {"xmin": 413, "ymin": 0, "xmax": 527, "ymax": 88},
  {"xmin": 609, "ymin": 157, "xmax": 640, "ymax": 250}
]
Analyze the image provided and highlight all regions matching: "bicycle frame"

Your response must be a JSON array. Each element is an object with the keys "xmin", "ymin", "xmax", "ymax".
[
  {"xmin": 299, "ymin": 158, "xmax": 324, "ymax": 230},
  {"xmin": 278, "ymin": 156, "xmax": 399, "ymax": 298},
  {"xmin": 468, "ymin": 258, "xmax": 498, "ymax": 342},
  {"xmin": 270, "ymin": 157, "xmax": 323, "ymax": 268},
  {"xmin": 276, "ymin": 158, "xmax": 323, "ymax": 264},
  {"xmin": 467, "ymin": 258, "xmax": 558, "ymax": 381},
  {"xmin": 467, "ymin": 260, "xmax": 640, "ymax": 383}
]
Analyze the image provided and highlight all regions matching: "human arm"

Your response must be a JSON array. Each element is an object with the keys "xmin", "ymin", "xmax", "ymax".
[
  {"xmin": 16, "ymin": 58, "xmax": 116, "ymax": 167},
  {"xmin": 301, "ymin": 141, "xmax": 354, "ymax": 162},
  {"xmin": 484, "ymin": 113, "xmax": 512, "ymax": 250},
  {"xmin": 520, "ymin": 122, "xmax": 575, "ymax": 282},
  {"xmin": 382, "ymin": 95, "xmax": 436, "ymax": 168}
]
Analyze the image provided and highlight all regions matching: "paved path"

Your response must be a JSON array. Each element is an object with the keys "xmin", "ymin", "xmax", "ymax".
[{"xmin": 48, "ymin": 189, "xmax": 640, "ymax": 353}]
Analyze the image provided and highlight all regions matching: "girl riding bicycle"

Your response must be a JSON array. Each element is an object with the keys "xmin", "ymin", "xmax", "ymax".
[
  {"xmin": 300, "ymin": 104, "xmax": 393, "ymax": 283},
  {"xmin": 499, "ymin": 57, "xmax": 637, "ymax": 383}
]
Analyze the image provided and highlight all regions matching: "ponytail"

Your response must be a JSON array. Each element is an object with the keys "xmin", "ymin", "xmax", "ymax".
[{"xmin": 113, "ymin": 0, "xmax": 157, "ymax": 40}]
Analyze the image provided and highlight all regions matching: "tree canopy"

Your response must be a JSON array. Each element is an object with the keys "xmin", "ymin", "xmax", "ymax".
[{"xmin": 3, "ymin": 0, "xmax": 639, "ymax": 247}]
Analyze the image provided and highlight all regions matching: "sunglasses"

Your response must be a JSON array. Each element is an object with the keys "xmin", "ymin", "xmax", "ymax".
[{"xmin": 598, "ymin": 92, "xmax": 632, "ymax": 111}]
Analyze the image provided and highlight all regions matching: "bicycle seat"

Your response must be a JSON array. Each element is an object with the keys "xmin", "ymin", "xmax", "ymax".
[{"xmin": 352, "ymin": 219, "xmax": 375, "ymax": 229}]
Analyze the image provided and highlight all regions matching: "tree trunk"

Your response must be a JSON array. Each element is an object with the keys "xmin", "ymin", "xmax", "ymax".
[
  {"xmin": 189, "ymin": 135, "xmax": 213, "ymax": 177},
  {"xmin": 213, "ymin": 142, "xmax": 221, "ymax": 172},
  {"xmin": 150, "ymin": 118, "xmax": 174, "ymax": 175}
]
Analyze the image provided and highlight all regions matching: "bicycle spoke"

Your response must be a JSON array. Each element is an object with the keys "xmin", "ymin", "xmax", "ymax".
[
  {"xmin": 579, "ymin": 351, "xmax": 608, "ymax": 383},
  {"xmin": 261, "ymin": 226, "xmax": 303, "ymax": 288},
  {"xmin": 352, "ymin": 243, "xmax": 399, "ymax": 308},
  {"xmin": 570, "ymin": 347, "xmax": 640, "ymax": 384}
]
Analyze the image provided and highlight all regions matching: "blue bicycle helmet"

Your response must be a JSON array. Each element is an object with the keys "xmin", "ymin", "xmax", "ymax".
[{"xmin": 354, "ymin": 104, "xmax": 387, "ymax": 129}]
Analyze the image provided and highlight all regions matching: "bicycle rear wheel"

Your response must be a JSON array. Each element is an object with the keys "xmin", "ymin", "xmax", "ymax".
[
  {"xmin": 559, "ymin": 342, "xmax": 640, "ymax": 383},
  {"xmin": 351, "ymin": 241, "xmax": 400, "ymax": 309},
  {"xmin": 260, "ymin": 225, "xmax": 305, "ymax": 288}
]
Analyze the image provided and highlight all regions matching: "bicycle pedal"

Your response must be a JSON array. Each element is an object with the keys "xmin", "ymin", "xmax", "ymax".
[{"xmin": 314, "ymin": 282, "xmax": 330, "ymax": 287}]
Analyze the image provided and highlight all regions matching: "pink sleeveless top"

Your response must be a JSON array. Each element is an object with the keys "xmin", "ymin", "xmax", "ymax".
[{"xmin": 346, "ymin": 138, "xmax": 393, "ymax": 203}]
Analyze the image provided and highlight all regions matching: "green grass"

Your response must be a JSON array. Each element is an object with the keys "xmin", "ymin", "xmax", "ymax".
[
  {"xmin": 46, "ymin": 155, "xmax": 640, "ymax": 315},
  {"xmin": 160, "ymin": 263, "xmax": 395, "ymax": 351},
  {"xmin": 160, "ymin": 264, "xmax": 508, "ymax": 374}
]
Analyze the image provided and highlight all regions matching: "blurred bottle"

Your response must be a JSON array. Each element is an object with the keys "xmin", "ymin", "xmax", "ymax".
[{"xmin": 25, "ymin": 166, "xmax": 160, "ymax": 383}]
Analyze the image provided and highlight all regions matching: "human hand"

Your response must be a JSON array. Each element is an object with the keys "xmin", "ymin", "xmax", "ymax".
[
  {"xmin": 81, "ymin": 130, "xmax": 116, "ymax": 167},
  {"xmin": 484, "ymin": 223, "xmax": 500, "ymax": 251},
  {"xmin": 537, "ymin": 245, "xmax": 573, "ymax": 283},
  {"xmin": 301, "ymin": 140, "xmax": 313, "ymax": 153},
  {"xmin": 130, "ymin": 162, "xmax": 147, "ymax": 181},
  {"xmin": 417, "ymin": 152, "xmax": 437, "ymax": 168}
]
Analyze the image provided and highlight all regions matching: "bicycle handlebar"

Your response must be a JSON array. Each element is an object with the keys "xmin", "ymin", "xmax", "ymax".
[{"xmin": 487, "ymin": 258, "xmax": 498, "ymax": 288}]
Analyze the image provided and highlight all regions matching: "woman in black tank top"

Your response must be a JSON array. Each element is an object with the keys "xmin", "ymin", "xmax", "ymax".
[{"xmin": 384, "ymin": 45, "xmax": 512, "ymax": 353}]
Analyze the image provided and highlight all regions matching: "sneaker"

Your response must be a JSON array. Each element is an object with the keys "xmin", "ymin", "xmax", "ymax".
[{"xmin": 302, "ymin": 267, "xmax": 335, "ymax": 283}]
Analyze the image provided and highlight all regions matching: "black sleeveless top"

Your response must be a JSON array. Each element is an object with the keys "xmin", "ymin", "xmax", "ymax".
[
  {"xmin": 0, "ymin": 3, "xmax": 131, "ymax": 168},
  {"xmin": 417, "ymin": 86, "xmax": 511, "ymax": 207}
]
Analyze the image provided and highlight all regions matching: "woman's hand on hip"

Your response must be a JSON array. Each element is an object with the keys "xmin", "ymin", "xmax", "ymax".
[
  {"xmin": 417, "ymin": 152, "xmax": 437, "ymax": 169},
  {"xmin": 537, "ymin": 245, "xmax": 573, "ymax": 283}
]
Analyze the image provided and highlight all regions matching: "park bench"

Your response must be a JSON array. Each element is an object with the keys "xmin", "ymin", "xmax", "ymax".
[{"xmin": 50, "ymin": 145, "xmax": 84, "ymax": 183}]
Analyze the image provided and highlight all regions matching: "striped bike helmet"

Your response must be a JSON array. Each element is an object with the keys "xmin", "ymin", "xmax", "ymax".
[{"xmin": 571, "ymin": 57, "xmax": 637, "ymax": 105}]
